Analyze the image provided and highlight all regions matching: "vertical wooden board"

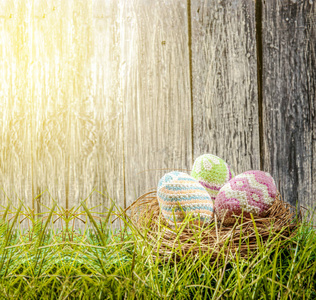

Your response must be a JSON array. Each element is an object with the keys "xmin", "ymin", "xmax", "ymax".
[
  {"xmin": 191, "ymin": 0, "xmax": 260, "ymax": 174},
  {"xmin": 64, "ymin": 0, "xmax": 98, "ymax": 214},
  {"xmin": 31, "ymin": 0, "xmax": 80, "ymax": 214},
  {"xmin": 313, "ymin": 138, "xmax": 316, "ymax": 221},
  {"xmin": 89, "ymin": 0, "xmax": 124, "ymax": 220},
  {"xmin": 0, "ymin": 0, "xmax": 124, "ymax": 226},
  {"xmin": 122, "ymin": 0, "xmax": 192, "ymax": 207},
  {"xmin": 31, "ymin": 0, "xmax": 124, "ymax": 224},
  {"xmin": 0, "ymin": 1, "xmax": 33, "ymax": 211},
  {"xmin": 261, "ymin": 0, "xmax": 316, "ymax": 211}
]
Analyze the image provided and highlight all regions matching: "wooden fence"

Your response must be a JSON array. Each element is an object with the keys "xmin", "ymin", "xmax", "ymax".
[{"xmin": 0, "ymin": 0, "xmax": 315, "ymax": 218}]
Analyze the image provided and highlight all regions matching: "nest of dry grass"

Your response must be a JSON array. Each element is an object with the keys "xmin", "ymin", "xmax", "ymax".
[{"xmin": 128, "ymin": 191, "xmax": 302, "ymax": 261}]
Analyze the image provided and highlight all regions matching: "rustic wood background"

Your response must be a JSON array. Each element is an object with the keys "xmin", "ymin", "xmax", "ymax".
[{"xmin": 0, "ymin": 0, "xmax": 315, "ymax": 220}]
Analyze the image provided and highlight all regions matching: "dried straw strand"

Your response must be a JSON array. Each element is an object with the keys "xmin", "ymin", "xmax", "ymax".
[{"xmin": 128, "ymin": 191, "xmax": 301, "ymax": 261}]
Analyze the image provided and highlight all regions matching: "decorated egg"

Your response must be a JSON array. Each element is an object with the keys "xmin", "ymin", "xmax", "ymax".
[
  {"xmin": 214, "ymin": 170, "xmax": 277, "ymax": 225},
  {"xmin": 157, "ymin": 171, "xmax": 214, "ymax": 224},
  {"xmin": 191, "ymin": 154, "xmax": 235, "ymax": 201}
]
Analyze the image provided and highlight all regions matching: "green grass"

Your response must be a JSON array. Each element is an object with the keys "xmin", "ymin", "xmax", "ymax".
[{"xmin": 0, "ymin": 194, "xmax": 315, "ymax": 299}]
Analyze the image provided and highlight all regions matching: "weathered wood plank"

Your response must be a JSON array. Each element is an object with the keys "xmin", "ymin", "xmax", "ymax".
[
  {"xmin": 31, "ymin": 0, "xmax": 124, "ymax": 218},
  {"xmin": 91, "ymin": 0, "xmax": 124, "ymax": 220},
  {"xmin": 261, "ymin": 0, "xmax": 316, "ymax": 212},
  {"xmin": 191, "ymin": 0, "xmax": 260, "ymax": 174},
  {"xmin": 0, "ymin": 1, "xmax": 33, "ymax": 211},
  {"xmin": 122, "ymin": 0, "xmax": 192, "ymax": 207},
  {"xmin": 0, "ymin": 0, "xmax": 124, "ymax": 225},
  {"xmin": 313, "ymin": 138, "xmax": 316, "ymax": 219},
  {"xmin": 31, "ymin": 0, "xmax": 71, "ymax": 214}
]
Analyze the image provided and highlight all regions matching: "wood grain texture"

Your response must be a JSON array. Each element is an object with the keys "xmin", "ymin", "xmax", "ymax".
[
  {"xmin": 261, "ymin": 0, "xmax": 316, "ymax": 211},
  {"xmin": 122, "ymin": 0, "xmax": 192, "ymax": 207},
  {"xmin": 31, "ymin": 0, "xmax": 124, "ymax": 216},
  {"xmin": 191, "ymin": 0, "xmax": 260, "ymax": 174},
  {"xmin": 0, "ymin": 1, "xmax": 33, "ymax": 210},
  {"xmin": 32, "ymin": 0, "xmax": 74, "ymax": 213},
  {"xmin": 1, "ymin": 0, "xmax": 315, "ymax": 221},
  {"xmin": 0, "ymin": 1, "xmax": 124, "ymax": 222},
  {"xmin": 91, "ymin": 0, "xmax": 124, "ymax": 220}
]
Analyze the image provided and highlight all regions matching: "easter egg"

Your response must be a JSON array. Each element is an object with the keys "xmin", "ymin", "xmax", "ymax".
[
  {"xmin": 157, "ymin": 171, "xmax": 214, "ymax": 224},
  {"xmin": 214, "ymin": 170, "xmax": 277, "ymax": 225},
  {"xmin": 191, "ymin": 154, "xmax": 235, "ymax": 201}
]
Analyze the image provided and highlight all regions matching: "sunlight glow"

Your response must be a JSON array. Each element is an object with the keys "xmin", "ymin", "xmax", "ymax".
[{"xmin": 0, "ymin": 0, "xmax": 121, "ymax": 209}]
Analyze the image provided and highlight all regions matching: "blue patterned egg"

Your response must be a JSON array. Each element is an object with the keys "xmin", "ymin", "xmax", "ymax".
[{"xmin": 157, "ymin": 171, "xmax": 214, "ymax": 224}]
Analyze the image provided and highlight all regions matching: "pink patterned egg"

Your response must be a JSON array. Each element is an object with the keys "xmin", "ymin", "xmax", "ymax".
[{"xmin": 214, "ymin": 170, "xmax": 277, "ymax": 225}]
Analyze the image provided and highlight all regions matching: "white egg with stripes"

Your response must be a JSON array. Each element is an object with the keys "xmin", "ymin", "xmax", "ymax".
[{"xmin": 157, "ymin": 171, "xmax": 214, "ymax": 224}]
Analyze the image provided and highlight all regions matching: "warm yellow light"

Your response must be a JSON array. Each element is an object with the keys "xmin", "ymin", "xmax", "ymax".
[{"xmin": 0, "ymin": 0, "xmax": 120, "ymax": 211}]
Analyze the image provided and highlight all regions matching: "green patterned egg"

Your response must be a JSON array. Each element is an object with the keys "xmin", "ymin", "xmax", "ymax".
[{"xmin": 191, "ymin": 154, "xmax": 235, "ymax": 200}]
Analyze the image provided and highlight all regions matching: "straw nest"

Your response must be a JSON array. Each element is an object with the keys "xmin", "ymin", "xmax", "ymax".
[{"xmin": 128, "ymin": 191, "xmax": 302, "ymax": 261}]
